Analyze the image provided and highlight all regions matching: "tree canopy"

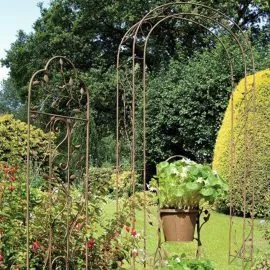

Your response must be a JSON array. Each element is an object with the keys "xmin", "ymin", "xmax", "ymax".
[{"xmin": 0, "ymin": 0, "xmax": 269, "ymax": 168}]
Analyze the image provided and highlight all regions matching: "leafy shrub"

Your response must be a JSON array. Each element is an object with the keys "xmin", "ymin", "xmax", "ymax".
[
  {"xmin": 89, "ymin": 167, "xmax": 114, "ymax": 194},
  {"xmin": 252, "ymin": 217, "xmax": 270, "ymax": 269},
  {"xmin": 0, "ymin": 114, "xmax": 53, "ymax": 164},
  {"xmin": 213, "ymin": 69, "xmax": 270, "ymax": 217},
  {"xmin": 147, "ymin": 44, "xmax": 234, "ymax": 165},
  {"xmin": 0, "ymin": 164, "xmax": 137, "ymax": 269},
  {"xmin": 89, "ymin": 167, "xmax": 141, "ymax": 198},
  {"xmin": 252, "ymin": 252, "xmax": 270, "ymax": 270},
  {"xmin": 162, "ymin": 255, "xmax": 215, "ymax": 269},
  {"xmin": 150, "ymin": 158, "xmax": 228, "ymax": 209}
]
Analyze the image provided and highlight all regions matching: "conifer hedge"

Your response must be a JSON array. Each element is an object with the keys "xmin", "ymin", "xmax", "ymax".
[{"xmin": 213, "ymin": 69, "xmax": 270, "ymax": 217}]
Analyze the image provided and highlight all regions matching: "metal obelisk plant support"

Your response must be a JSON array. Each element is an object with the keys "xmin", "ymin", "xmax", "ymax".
[
  {"xmin": 26, "ymin": 56, "xmax": 90, "ymax": 269},
  {"xmin": 116, "ymin": 2, "xmax": 256, "ymax": 269}
]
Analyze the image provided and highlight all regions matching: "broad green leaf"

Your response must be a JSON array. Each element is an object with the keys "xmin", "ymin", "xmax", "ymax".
[
  {"xmin": 186, "ymin": 182, "xmax": 200, "ymax": 191},
  {"xmin": 200, "ymin": 188, "xmax": 214, "ymax": 196}
]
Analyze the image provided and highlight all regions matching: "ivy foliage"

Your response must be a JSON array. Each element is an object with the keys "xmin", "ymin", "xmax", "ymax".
[{"xmin": 213, "ymin": 69, "xmax": 270, "ymax": 217}]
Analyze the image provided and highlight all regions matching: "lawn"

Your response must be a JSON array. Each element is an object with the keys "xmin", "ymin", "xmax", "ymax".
[{"xmin": 101, "ymin": 199, "xmax": 268, "ymax": 269}]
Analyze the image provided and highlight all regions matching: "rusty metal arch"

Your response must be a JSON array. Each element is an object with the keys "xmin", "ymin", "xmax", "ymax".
[
  {"xmin": 116, "ymin": 2, "xmax": 256, "ymax": 269},
  {"xmin": 26, "ymin": 56, "xmax": 90, "ymax": 269}
]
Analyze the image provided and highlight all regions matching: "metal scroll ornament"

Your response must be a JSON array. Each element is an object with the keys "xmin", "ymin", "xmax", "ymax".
[{"xmin": 26, "ymin": 56, "xmax": 90, "ymax": 269}]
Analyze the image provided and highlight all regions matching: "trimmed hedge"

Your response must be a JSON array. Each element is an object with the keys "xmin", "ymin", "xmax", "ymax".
[
  {"xmin": 213, "ymin": 69, "xmax": 270, "ymax": 217},
  {"xmin": 0, "ymin": 114, "xmax": 53, "ymax": 164}
]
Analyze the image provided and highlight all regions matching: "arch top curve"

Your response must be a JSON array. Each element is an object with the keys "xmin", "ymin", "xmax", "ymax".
[
  {"xmin": 117, "ymin": 1, "xmax": 255, "ymax": 71},
  {"xmin": 27, "ymin": 55, "xmax": 89, "ymax": 122}
]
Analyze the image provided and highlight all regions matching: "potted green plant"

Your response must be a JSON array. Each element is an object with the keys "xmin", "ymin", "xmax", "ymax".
[{"xmin": 149, "ymin": 156, "xmax": 228, "ymax": 242}]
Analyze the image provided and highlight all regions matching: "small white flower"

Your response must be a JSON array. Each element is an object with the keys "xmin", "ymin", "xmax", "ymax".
[
  {"xmin": 197, "ymin": 177, "xmax": 204, "ymax": 183},
  {"xmin": 180, "ymin": 172, "xmax": 187, "ymax": 178},
  {"xmin": 175, "ymin": 257, "xmax": 181, "ymax": 263},
  {"xmin": 147, "ymin": 183, "xmax": 157, "ymax": 192},
  {"xmin": 163, "ymin": 260, "xmax": 168, "ymax": 266},
  {"xmin": 172, "ymin": 167, "xmax": 179, "ymax": 175},
  {"xmin": 180, "ymin": 166, "xmax": 188, "ymax": 178},
  {"xmin": 259, "ymin": 219, "xmax": 266, "ymax": 225},
  {"xmin": 184, "ymin": 158, "xmax": 193, "ymax": 164}
]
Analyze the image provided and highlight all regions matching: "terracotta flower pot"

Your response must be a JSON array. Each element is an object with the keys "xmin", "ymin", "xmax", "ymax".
[{"xmin": 160, "ymin": 208, "xmax": 199, "ymax": 242}]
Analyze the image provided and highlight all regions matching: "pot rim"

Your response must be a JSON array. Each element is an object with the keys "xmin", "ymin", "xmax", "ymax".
[{"xmin": 160, "ymin": 208, "xmax": 199, "ymax": 213}]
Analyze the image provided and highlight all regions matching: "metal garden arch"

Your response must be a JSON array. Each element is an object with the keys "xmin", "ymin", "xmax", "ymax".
[{"xmin": 116, "ymin": 2, "xmax": 256, "ymax": 269}]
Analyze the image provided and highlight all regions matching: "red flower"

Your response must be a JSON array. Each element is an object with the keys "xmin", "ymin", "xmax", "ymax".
[
  {"xmin": 8, "ymin": 185, "xmax": 15, "ymax": 192},
  {"xmin": 0, "ymin": 253, "xmax": 3, "ymax": 262},
  {"xmin": 87, "ymin": 238, "xmax": 95, "ymax": 248},
  {"xmin": 131, "ymin": 228, "xmax": 137, "ymax": 237},
  {"xmin": 9, "ymin": 175, "xmax": 16, "ymax": 181},
  {"xmin": 131, "ymin": 249, "xmax": 139, "ymax": 257},
  {"xmin": 75, "ymin": 223, "xmax": 82, "ymax": 231},
  {"xmin": 125, "ymin": 226, "xmax": 130, "ymax": 233},
  {"xmin": 4, "ymin": 167, "xmax": 10, "ymax": 174},
  {"xmin": 32, "ymin": 241, "xmax": 40, "ymax": 251}
]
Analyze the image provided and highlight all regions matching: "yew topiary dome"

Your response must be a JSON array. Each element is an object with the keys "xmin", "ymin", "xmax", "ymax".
[{"xmin": 213, "ymin": 69, "xmax": 270, "ymax": 217}]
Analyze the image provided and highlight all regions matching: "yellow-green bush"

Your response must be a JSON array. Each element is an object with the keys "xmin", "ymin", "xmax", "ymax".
[
  {"xmin": 213, "ymin": 69, "xmax": 270, "ymax": 217},
  {"xmin": 0, "ymin": 114, "xmax": 53, "ymax": 164},
  {"xmin": 89, "ymin": 167, "xmax": 141, "ymax": 198}
]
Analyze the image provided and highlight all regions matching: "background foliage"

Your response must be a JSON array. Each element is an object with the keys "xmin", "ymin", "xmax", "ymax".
[{"xmin": 0, "ymin": 0, "xmax": 269, "ymax": 171}]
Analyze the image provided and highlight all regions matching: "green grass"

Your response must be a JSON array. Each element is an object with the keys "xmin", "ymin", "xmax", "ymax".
[{"xmin": 101, "ymin": 199, "xmax": 268, "ymax": 269}]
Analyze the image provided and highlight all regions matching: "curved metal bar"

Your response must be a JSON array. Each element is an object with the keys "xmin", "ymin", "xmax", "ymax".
[
  {"xmin": 138, "ymin": 15, "xmax": 255, "ymax": 270},
  {"xmin": 26, "ymin": 67, "xmax": 44, "ymax": 270},
  {"xmin": 141, "ymin": 15, "xmax": 236, "ymax": 266},
  {"xmin": 120, "ymin": 2, "xmax": 254, "ymax": 64},
  {"xmin": 115, "ymin": 15, "xmax": 167, "ymax": 213},
  {"xmin": 44, "ymin": 56, "xmax": 78, "ymax": 76},
  {"xmin": 143, "ymin": 19, "xmax": 252, "ymax": 270}
]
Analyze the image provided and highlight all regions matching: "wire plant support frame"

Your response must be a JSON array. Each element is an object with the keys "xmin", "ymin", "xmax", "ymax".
[
  {"xmin": 116, "ymin": 2, "xmax": 256, "ymax": 269},
  {"xmin": 26, "ymin": 56, "xmax": 90, "ymax": 269}
]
